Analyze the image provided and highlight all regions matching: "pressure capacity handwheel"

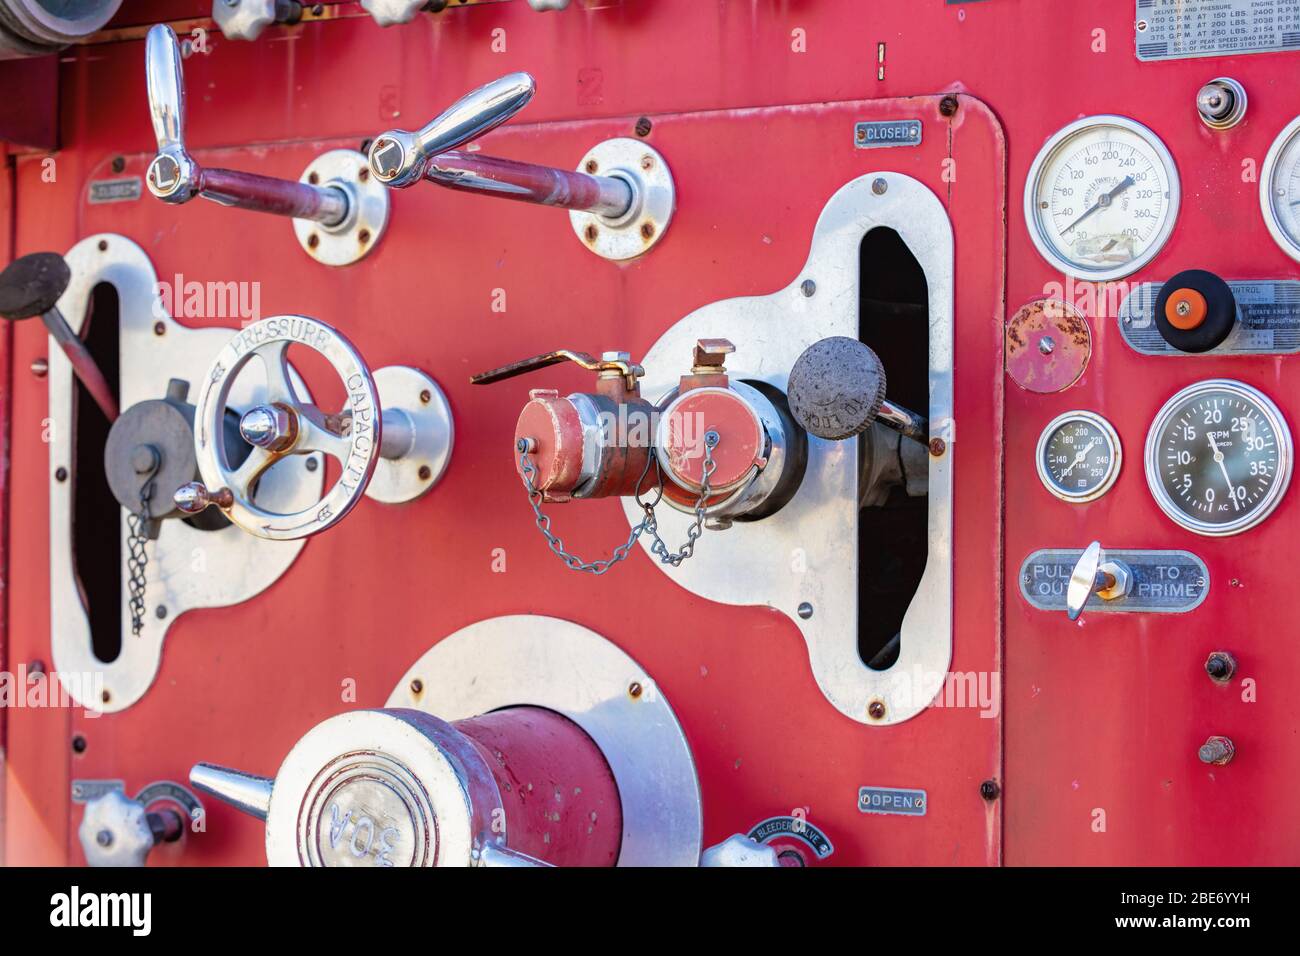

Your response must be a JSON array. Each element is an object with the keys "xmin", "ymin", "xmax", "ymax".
[{"xmin": 179, "ymin": 316, "xmax": 382, "ymax": 540}]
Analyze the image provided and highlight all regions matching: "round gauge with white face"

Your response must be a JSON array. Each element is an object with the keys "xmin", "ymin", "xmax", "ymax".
[
  {"xmin": 1036, "ymin": 411, "xmax": 1122, "ymax": 502},
  {"xmin": 1024, "ymin": 115, "xmax": 1180, "ymax": 281},
  {"xmin": 1145, "ymin": 380, "xmax": 1292, "ymax": 537},
  {"xmin": 1260, "ymin": 116, "xmax": 1300, "ymax": 262}
]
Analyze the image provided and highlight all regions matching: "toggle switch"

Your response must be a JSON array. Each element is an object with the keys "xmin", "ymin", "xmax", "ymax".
[
  {"xmin": 1196, "ymin": 77, "xmax": 1247, "ymax": 130},
  {"xmin": 0, "ymin": 252, "xmax": 118, "ymax": 420},
  {"xmin": 144, "ymin": 24, "xmax": 388, "ymax": 265},
  {"xmin": 368, "ymin": 73, "xmax": 675, "ymax": 260},
  {"xmin": 1065, "ymin": 541, "xmax": 1133, "ymax": 620},
  {"xmin": 190, "ymin": 707, "xmax": 621, "ymax": 866},
  {"xmin": 1153, "ymin": 269, "xmax": 1238, "ymax": 353},
  {"xmin": 212, "ymin": 0, "xmax": 302, "ymax": 42},
  {"xmin": 173, "ymin": 316, "xmax": 453, "ymax": 539}
]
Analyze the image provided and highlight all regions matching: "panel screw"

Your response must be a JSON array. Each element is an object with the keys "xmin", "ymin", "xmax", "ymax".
[
  {"xmin": 585, "ymin": 159, "xmax": 599, "ymax": 174},
  {"xmin": 872, "ymin": 177, "xmax": 888, "ymax": 195},
  {"xmin": 96, "ymin": 829, "xmax": 114, "ymax": 846},
  {"xmin": 584, "ymin": 224, "xmax": 599, "ymax": 243},
  {"xmin": 97, "ymin": 239, "xmax": 109, "ymax": 252},
  {"xmin": 153, "ymin": 321, "xmax": 166, "ymax": 336},
  {"xmin": 929, "ymin": 437, "xmax": 946, "ymax": 456},
  {"xmin": 1205, "ymin": 651, "xmax": 1237, "ymax": 683},
  {"xmin": 1038, "ymin": 335, "xmax": 1055, "ymax": 355},
  {"xmin": 111, "ymin": 156, "xmax": 125, "ymax": 173},
  {"xmin": 800, "ymin": 279, "xmax": 816, "ymax": 297},
  {"xmin": 30, "ymin": 357, "xmax": 48, "ymax": 377},
  {"xmin": 418, "ymin": 465, "xmax": 432, "ymax": 481},
  {"xmin": 1198, "ymin": 736, "xmax": 1235, "ymax": 765},
  {"xmin": 409, "ymin": 678, "xmax": 424, "ymax": 695},
  {"xmin": 867, "ymin": 700, "xmax": 886, "ymax": 720},
  {"xmin": 155, "ymin": 605, "xmax": 168, "ymax": 620},
  {"xmin": 305, "ymin": 457, "xmax": 319, "ymax": 472},
  {"xmin": 797, "ymin": 602, "xmax": 814, "ymax": 619},
  {"xmin": 72, "ymin": 735, "xmax": 87, "ymax": 754},
  {"xmin": 980, "ymin": 779, "xmax": 1000, "ymax": 800},
  {"xmin": 419, "ymin": 389, "xmax": 432, "ymax": 404},
  {"xmin": 628, "ymin": 682, "xmax": 643, "ymax": 698},
  {"xmin": 635, "ymin": 116, "xmax": 652, "ymax": 137},
  {"xmin": 640, "ymin": 222, "xmax": 656, "ymax": 240},
  {"xmin": 939, "ymin": 95, "xmax": 959, "ymax": 116},
  {"xmin": 55, "ymin": 467, "xmax": 68, "ymax": 482}
]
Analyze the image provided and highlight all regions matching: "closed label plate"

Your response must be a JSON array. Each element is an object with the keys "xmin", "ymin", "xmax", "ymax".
[
  {"xmin": 1136, "ymin": 0, "xmax": 1300, "ymax": 61},
  {"xmin": 1020, "ymin": 549, "xmax": 1209, "ymax": 613},
  {"xmin": 854, "ymin": 120, "xmax": 922, "ymax": 149}
]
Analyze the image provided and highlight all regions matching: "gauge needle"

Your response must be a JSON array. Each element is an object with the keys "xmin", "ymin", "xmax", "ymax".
[
  {"xmin": 1207, "ymin": 433, "xmax": 1241, "ymax": 511},
  {"xmin": 1061, "ymin": 176, "xmax": 1135, "ymax": 235},
  {"xmin": 1061, "ymin": 438, "xmax": 1099, "ymax": 477}
]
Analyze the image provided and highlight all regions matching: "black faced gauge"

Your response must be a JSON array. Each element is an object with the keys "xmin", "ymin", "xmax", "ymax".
[
  {"xmin": 1036, "ymin": 411, "xmax": 1122, "ymax": 503},
  {"xmin": 1024, "ymin": 115, "xmax": 1180, "ymax": 281},
  {"xmin": 1145, "ymin": 380, "xmax": 1293, "ymax": 536}
]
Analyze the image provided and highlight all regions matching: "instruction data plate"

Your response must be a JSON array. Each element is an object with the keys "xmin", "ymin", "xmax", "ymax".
[
  {"xmin": 1136, "ymin": 0, "xmax": 1300, "ymax": 61},
  {"xmin": 1118, "ymin": 280, "xmax": 1300, "ymax": 356}
]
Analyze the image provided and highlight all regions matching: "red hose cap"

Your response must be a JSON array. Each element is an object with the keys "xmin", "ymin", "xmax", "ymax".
[{"xmin": 657, "ymin": 387, "xmax": 765, "ymax": 493}]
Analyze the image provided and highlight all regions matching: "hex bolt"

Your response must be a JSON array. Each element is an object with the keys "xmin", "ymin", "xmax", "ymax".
[
  {"xmin": 30, "ymin": 357, "xmax": 48, "ymax": 377},
  {"xmin": 940, "ymin": 95, "xmax": 959, "ymax": 116},
  {"xmin": 1198, "ymin": 736, "xmax": 1235, "ymax": 766},
  {"xmin": 1205, "ymin": 651, "xmax": 1237, "ymax": 683}
]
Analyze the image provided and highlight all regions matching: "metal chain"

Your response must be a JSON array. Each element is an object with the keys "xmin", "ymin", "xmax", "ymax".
[
  {"xmin": 516, "ymin": 430, "xmax": 719, "ymax": 575},
  {"xmin": 125, "ymin": 461, "xmax": 159, "ymax": 637}
]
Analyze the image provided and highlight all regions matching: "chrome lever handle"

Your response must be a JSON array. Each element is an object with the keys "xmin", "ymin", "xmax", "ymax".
[
  {"xmin": 1066, "ymin": 541, "xmax": 1133, "ymax": 620},
  {"xmin": 144, "ymin": 24, "xmax": 349, "ymax": 227},
  {"xmin": 368, "ymin": 72, "xmax": 537, "ymax": 187}
]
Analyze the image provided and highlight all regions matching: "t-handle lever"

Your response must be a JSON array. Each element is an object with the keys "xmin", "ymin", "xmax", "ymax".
[
  {"xmin": 144, "ymin": 24, "xmax": 390, "ymax": 266},
  {"xmin": 0, "ymin": 253, "xmax": 117, "ymax": 421},
  {"xmin": 368, "ymin": 74, "xmax": 676, "ymax": 261}
]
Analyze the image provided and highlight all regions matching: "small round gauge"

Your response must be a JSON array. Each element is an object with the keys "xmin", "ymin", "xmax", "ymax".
[
  {"xmin": 1260, "ymin": 116, "xmax": 1300, "ymax": 262},
  {"xmin": 1024, "ymin": 115, "xmax": 1180, "ymax": 281},
  {"xmin": 1036, "ymin": 411, "xmax": 1122, "ymax": 502},
  {"xmin": 1145, "ymin": 380, "xmax": 1293, "ymax": 537}
]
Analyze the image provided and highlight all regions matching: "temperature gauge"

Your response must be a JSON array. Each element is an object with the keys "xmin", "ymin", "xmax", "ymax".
[
  {"xmin": 1025, "ymin": 115, "xmax": 1180, "ymax": 281},
  {"xmin": 1260, "ymin": 116, "xmax": 1300, "ymax": 262},
  {"xmin": 1036, "ymin": 411, "xmax": 1122, "ymax": 503},
  {"xmin": 1145, "ymin": 380, "xmax": 1292, "ymax": 536}
]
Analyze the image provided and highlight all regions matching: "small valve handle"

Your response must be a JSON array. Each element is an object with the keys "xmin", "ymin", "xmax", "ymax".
[
  {"xmin": 212, "ymin": 0, "xmax": 302, "ymax": 42},
  {"xmin": 174, "ymin": 316, "xmax": 383, "ymax": 540},
  {"xmin": 787, "ymin": 336, "xmax": 928, "ymax": 444},
  {"xmin": 1066, "ymin": 541, "xmax": 1133, "ymax": 621},
  {"xmin": 362, "ymin": 0, "xmax": 446, "ymax": 27},
  {"xmin": 0, "ymin": 252, "xmax": 119, "ymax": 421},
  {"xmin": 471, "ymin": 348, "xmax": 644, "ymax": 392},
  {"xmin": 78, "ymin": 789, "xmax": 185, "ymax": 868},
  {"xmin": 368, "ymin": 73, "xmax": 537, "ymax": 188}
]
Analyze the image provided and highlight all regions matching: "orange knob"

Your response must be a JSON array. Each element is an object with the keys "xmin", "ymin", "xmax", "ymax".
[{"xmin": 1165, "ymin": 287, "xmax": 1208, "ymax": 331}]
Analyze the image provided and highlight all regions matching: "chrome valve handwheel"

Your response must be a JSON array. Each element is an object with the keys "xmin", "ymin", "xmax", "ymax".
[{"xmin": 179, "ymin": 316, "xmax": 382, "ymax": 540}]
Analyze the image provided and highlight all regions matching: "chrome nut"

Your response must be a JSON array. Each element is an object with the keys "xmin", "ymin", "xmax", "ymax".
[
  {"xmin": 1096, "ymin": 560, "xmax": 1132, "ymax": 601},
  {"xmin": 239, "ymin": 403, "xmax": 298, "ymax": 452}
]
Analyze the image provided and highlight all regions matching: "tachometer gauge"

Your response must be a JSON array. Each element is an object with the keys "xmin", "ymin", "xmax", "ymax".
[
  {"xmin": 1036, "ymin": 411, "xmax": 1122, "ymax": 503},
  {"xmin": 1145, "ymin": 380, "xmax": 1292, "ymax": 537},
  {"xmin": 1260, "ymin": 116, "xmax": 1300, "ymax": 262},
  {"xmin": 1025, "ymin": 115, "xmax": 1180, "ymax": 281}
]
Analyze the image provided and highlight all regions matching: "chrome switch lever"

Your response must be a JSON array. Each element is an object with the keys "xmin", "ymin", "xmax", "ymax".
[
  {"xmin": 173, "ymin": 316, "xmax": 454, "ymax": 540},
  {"xmin": 368, "ymin": 74, "xmax": 676, "ymax": 260},
  {"xmin": 212, "ymin": 0, "xmax": 302, "ymax": 42},
  {"xmin": 1066, "ymin": 541, "xmax": 1133, "ymax": 621},
  {"xmin": 144, "ymin": 24, "xmax": 388, "ymax": 265}
]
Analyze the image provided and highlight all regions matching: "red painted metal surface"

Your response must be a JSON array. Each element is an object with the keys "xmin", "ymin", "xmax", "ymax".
[{"xmin": 8, "ymin": 0, "xmax": 1296, "ymax": 867}]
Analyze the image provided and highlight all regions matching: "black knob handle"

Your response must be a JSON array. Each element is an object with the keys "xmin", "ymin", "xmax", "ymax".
[
  {"xmin": 0, "ymin": 252, "xmax": 71, "ymax": 321},
  {"xmin": 787, "ymin": 336, "xmax": 886, "ymax": 440},
  {"xmin": 1153, "ymin": 269, "xmax": 1236, "ymax": 354}
]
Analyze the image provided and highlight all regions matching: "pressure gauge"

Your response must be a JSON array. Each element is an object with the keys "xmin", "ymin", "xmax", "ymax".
[
  {"xmin": 1036, "ymin": 411, "xmax": 1122, "ymax": 502},
  {"xmin": 1145, "ymin": 380, "xmax": 1292, "ymax": 537},
  {"xmin": 1260, "ymin": 116, "xmax": 1300, "ymax": 262},
  {"xmin": 1024, "ymin": 116, "xmax": 1180, "ymax": 281}
]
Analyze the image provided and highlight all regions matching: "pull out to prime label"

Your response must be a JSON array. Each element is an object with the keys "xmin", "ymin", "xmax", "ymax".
[
  {"xmin": 1136, "ymin": 0, "xmax": 1300, "ymax": 61},
  {"xmin": 1020, "ymin": 549, "xmax": 1209, "ymax": 614},
  {"xmin": 1119, "ymin": 281, "xmax": 1300, "ymax": 355}
]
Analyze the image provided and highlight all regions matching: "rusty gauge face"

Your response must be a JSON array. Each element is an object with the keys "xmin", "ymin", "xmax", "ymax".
[
  {"xmin": 1145, "ymin": 380, "xmax": 1293, "ymax": 536},
  {"xmin": 1261, "ymin": 115, "xmax": 1300, "ymax": 263},
  {"xmin": 1025, "ymin": 115, "xmax": 1180, "ymax": 281},
  {"xmin": 1036, "ymin": 411, "xmax": 1122, "ymax": 503}
]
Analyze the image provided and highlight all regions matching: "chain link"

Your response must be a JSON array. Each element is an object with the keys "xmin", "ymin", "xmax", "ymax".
[
  {"xmin": 125, "ymin": 460, "xmax": 159, "ymax": 637},
  {"xmin": 517, "ymin": 431, "xmax": 719, "ymax": 575}
]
